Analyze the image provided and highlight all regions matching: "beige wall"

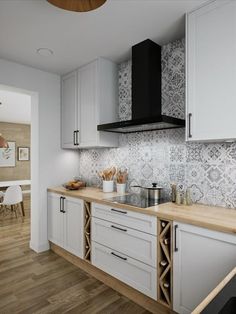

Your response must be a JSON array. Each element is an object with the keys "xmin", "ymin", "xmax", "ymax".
[{"xmin": 0, "ymin": 122, "xmax": 30, "ymax": 181}]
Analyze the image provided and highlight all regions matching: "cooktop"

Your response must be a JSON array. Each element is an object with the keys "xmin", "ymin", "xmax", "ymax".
[{"xmin": 105, "ymin": 193, "xmax": 170, "ymax": 208}]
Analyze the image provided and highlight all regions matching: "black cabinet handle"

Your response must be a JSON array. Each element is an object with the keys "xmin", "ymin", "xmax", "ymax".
[
  {"xmin": 174, "ymin": 224, "xmax": 178, "ymax": 252},
  {"xmin": 60, "ymin": 196, "xmax": 63, "ymax": 212},
  {"xmin": 73, "ymin": 131, "xmax": 77, "ymax": 146},
  {"xmin": 61, "ymin": 197, "xmax": 66, "ymax": 213},
  {"xmin": 76, "ymin": 130, "xmax": 79, "ymax": 145},
  {"xmin": 60, "ymin": 196, "xmax": 65, "ymax": 213},
  {"xmin": 111, "ymin": 225, "xmax": 127, "ymax": 232},
  {"xmin": 111, "ymin": 208, "xmax": 127, "ymax": 214},
  {"xmin": 188, "ymin": 113, "xmax": 192, "ymax": 138},
  {"xmin": 111, "ymin": 252, "xmax": 127, "ymax": 261}
]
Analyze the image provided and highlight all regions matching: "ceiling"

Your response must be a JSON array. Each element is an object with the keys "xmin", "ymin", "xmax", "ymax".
[
  {"xmin": 0, "ymin": 0, "xmax": 207, "ymax": 75},
  {"xmin": 0, "ymin": 89, "xmax": 31, "ymax": 124}
]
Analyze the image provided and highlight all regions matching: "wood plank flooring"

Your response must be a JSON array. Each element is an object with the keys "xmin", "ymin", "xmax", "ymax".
[{"xmin": 0, "ymin": 196, "xmax": 151, "ymax": 314}]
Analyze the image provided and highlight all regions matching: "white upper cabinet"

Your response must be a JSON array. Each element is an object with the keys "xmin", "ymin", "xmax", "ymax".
[
  {"xmin": 61, "ymin": 58, "xmax": 118, "ymax": 149},
  {"xmin": 186, "ymin": 0, "xmax": 236, "ymax": 141},
  {"xmin": 61, "ymin": 71, "xmax": 78, "ymax": 148}
]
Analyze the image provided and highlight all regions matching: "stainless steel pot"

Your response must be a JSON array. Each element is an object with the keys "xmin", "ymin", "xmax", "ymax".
[{"xmin": 132, "ymin": 183, "xmax": 163, "ymax": 202}]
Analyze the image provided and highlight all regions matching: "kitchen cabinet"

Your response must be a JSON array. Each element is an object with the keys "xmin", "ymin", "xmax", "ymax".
[
  {"xmin": 48, "ymin": 192, "xmax": 84, "ymax": 258},
  {"xmin": 47, "ymin": 192, "xmax": 64, "ymax": 247},
  {"xmin": 61, "ymin": 71, "xmax": 78, "ymax": 149},
  {"xmin": 61, "ymin": 58, "xmax": 118, "ymax": 149},
  {"xmin": 92, "ymin": 216, "xmax": 157, "ymax": 267},
  {"xmin": 186, "ymin": 0, "xmax": 236, "ymax": 141},
  {"xmin": 91, "ymin": 202, "xmax": 157, "ymax": 300},
  {"xmin": 91, "ymin": 202, "xmax": 157, "ymax": 235},
  {"xmin": 173, "ymin": 222, "xmax": 236, "ymax": 314},
  {"xmin": 92, "ymin": 241, "xmax": 157, "ymax": 300}
]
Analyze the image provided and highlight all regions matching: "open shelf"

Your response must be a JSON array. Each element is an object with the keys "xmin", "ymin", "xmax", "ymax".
[
  {"xmin": 157, "ymin": 219, "xmax": 173, "ymax": 308},
  {"xmin": 84, "ymin": 201, "xmax": 91, "ymax": 262}
]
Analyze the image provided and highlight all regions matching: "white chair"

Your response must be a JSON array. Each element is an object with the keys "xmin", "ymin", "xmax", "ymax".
[{"xmin": 0, "ymin": 185, "xmax": 25, "ymax": 217}]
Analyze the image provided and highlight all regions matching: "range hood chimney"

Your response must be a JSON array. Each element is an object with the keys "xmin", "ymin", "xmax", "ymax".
[{"xmin": 97, "ymin": 39, "xmax": 185, "ymax": 133}]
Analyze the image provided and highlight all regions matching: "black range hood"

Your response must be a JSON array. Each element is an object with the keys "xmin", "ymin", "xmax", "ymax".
[{"xmin": 97, "ymin": 39, "xmax": 185, "ymax": 134}]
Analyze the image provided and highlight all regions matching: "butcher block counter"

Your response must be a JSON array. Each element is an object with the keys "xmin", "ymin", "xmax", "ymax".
[{"xmin": 48, "ymin": 186, "xmax": 236, "ymax": 235}]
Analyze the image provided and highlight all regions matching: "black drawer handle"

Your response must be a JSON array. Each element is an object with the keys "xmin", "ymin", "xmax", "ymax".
[
  {"xmin": 111, "ymin": 252, "xmax": 127, "ymax": 261},
  {"xmin": 111, "ymin": 208, "xmax": 127, "ymax": 214},
  {"xmin": 111, "ymin": 225, "xmax": 127, "ymax": 232},
  {"xmin": 174, "ymin": 224, "xmax": 178, "ymax": 252}
]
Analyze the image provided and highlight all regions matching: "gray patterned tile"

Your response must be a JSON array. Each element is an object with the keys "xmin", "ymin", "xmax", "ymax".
[
  {"xmin": 169, "ymin": 145, "xmax": 186, "ymax": 163},
  {"xmin": 202, "ymin": 144, "xmax": 227, "ymax": 164},
  {"xmin": 78, "ymin": 38, "xmax": 236, "ymax": 209}
]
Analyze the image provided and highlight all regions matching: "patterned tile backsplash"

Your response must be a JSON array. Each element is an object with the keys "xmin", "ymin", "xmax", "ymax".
[{"xmin": 79, "ymin": 39, "xmax": 236, "ymax": 209}]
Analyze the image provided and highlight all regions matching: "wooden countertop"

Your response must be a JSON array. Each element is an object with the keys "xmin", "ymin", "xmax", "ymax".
[
  {"xmin": 48, "ymin": 186, "xmax": 236, "ymax": 235},
  {"xmin": 192, "ymin": 267, "xmax": 236, "ymax": 314}
]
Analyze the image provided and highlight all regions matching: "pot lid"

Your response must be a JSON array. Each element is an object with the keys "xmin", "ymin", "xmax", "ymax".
[{"xmin": 133, "ymin": 183, "xmax": 163, "ymax": 190}]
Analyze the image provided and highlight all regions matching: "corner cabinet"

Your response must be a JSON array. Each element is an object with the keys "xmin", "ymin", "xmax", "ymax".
[
  {"xmin": 186, "ymin": 0, "xmax": 236, "ymax": 141},
  {"xmin": 61, "ymin": 58, "xmax": 118, "ymax": 149},
  {"xmin": 173, "ymin": 222, "xmax": 236, "ymax": 314},
  {"xmin": 48, "ymin": 192, "xmax": 84, "ymax": 258}
]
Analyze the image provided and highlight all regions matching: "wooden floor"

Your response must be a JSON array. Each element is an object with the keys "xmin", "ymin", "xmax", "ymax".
[{"xmin": 0, "ymin": 196, "xmax": 151, "ymax": 314}]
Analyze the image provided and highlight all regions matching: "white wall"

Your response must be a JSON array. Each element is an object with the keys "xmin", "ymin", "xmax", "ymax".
[{"xmin": 0, "ymin": 58, "xmax": 79, "ymax": 252}]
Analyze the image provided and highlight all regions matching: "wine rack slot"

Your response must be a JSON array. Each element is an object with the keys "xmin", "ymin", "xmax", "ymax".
[
  {"xmin": 84, "ymin": 201, "xmax": 91, "ymax": 261},
  {"xmin": 157, "ymin": 219, "xmax": 173, "ymax": 308}
]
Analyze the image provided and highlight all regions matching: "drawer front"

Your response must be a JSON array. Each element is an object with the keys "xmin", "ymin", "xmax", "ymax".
[
  {"xmin": 91, "ymin": 202, "xmax": 157, "ymax": 235},
  {"xmin": 91, "ymin": 241, "xmax": 157, "ymax": 300},
  {"xmin": 92, "ymin": 217, "xmax": 157, "ymax": 267}
]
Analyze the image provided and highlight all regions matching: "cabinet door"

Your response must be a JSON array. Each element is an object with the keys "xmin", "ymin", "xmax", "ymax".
[
  {"xmin": 48, "ymin": 193, "xmax": 64, "ymax": 247},
  {"xmin": 63, "ymin": 196, "xmax": 84, "ymax": 258},
  {"xmin": 61, "ymin": 71, "xmax": 78, "ymax": 148},
  {"xmin": 186, "ymin": 0, "xmax": 236, "ymax": 141},
  {"xmin": 78, "ymin": 62, "xmax": 97, "ymax": 147},
  {"xmin": 173, "ymin": 222, "xmax": 236, "ymax": 314},
  {"xmin": 91, "ymin": 241, "xmax": 157, "ymax": 300}
]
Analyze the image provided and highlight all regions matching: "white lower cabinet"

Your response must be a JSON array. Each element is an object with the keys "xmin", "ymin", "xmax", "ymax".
[
  {"xmin": 91, "ymin": 203, "xmax": 157, "ymax": 300},
  {"xmin": 91, "ymin": 217, "xmax": 157, "ymax": 267},
  {"xmin": 173, "ymin": 222, "xmax": 236, "ymax": 314},
  {"xmin": 48, "ymin": 192, "xmax": 64, "ymax": 247},
  {"xmin": 92, "ymin": 241, "xmax": 157, "ymax": 299},
  {"xmin": 48, "ymin": 192, "xmax": 84, "ymax": 258}
]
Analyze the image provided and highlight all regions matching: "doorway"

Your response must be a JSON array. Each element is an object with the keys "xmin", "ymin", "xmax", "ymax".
[{"xmin": 0, "ymin": 84, "xmax": 38, "ymax": 247}]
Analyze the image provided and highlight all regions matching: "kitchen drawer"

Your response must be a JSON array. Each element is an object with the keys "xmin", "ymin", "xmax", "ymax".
[
  {"xmin": 91, "ymin": 202, "xmax": 157, "ymax": 235},
  {"xmin": 91, "ymin": 241, "xmax": 157, "ymax": 300},
  {"xmin": 91, "ymin": 217, "xmax": 157, "ymax": 267}
]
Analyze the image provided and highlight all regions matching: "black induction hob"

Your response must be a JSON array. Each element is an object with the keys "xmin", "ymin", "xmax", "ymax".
[{"xmin": 105, "ymin": 193, "xmax": 170, "ymax": 208}]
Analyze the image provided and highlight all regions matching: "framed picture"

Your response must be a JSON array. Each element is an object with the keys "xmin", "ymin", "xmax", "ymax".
[
  {"xmin": 18, "ymin": 147, "xmax": 30, "ymax": 161},
  {"xmin": 0, "ymin": 141, "xmax": 16, "ymax": 167}
]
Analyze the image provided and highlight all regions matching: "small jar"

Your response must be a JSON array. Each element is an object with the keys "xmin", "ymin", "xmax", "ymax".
[
  {"xmin": 116, "ymin": 183, "xmax": 126, "ymax": 194},
  {"xmin": 103, "ymin": 180, "xmax": 114, "ymax": 193}
]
